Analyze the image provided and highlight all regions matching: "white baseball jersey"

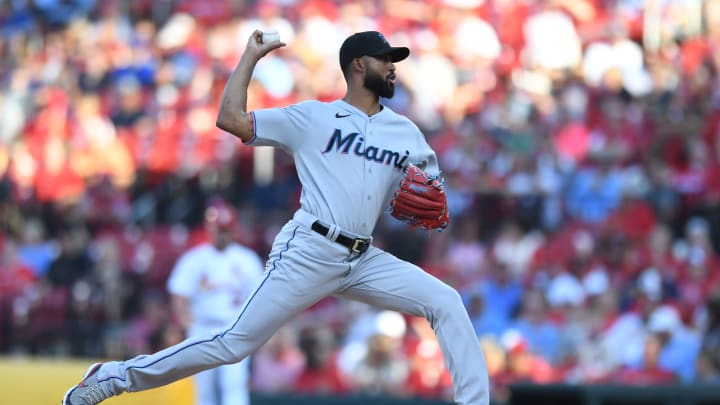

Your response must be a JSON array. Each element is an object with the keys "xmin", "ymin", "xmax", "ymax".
[
  {"xmin": 250, "ymin": 99, "xmax": 439, "ymax": 236},
  {"xmin": 167, "ymin": 242, "xmax": 264, "ymax": 328}
]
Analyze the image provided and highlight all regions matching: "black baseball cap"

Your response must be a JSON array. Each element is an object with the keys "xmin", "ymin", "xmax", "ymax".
[{"xmin": 339, "ymin": 31, "xmax": 410, "ymax": 69}]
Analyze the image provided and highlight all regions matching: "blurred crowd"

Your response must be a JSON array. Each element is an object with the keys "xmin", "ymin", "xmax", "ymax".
[{"xmin": 2, "ymin": 0, "xmax": 720, "ymax": 403}]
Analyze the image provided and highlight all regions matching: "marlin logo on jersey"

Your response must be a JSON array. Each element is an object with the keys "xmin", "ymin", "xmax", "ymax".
[{"xmin": 322, "ymin": 129, "xmax": 409, "ymax": 169}]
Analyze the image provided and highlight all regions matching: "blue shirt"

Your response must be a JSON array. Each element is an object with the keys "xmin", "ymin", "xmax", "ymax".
[
  {"xmin": 565, "ymin": 167, "xmax": 624, "ymax": 223},
  {"xmin": 481, "ymin": 279, "xmax": 524, "ymax": 321},
  {"xmin": 513, "ymin": 319, "xmax": 562, "ymax": 364},
  {"xmin": 658, "ymin": 329, "xmax": 702, "ymax": 382}
]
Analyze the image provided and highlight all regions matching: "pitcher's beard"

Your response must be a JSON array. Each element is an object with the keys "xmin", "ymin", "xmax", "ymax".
[{"xmin": 364, "ymin": 70, "xmax": 394, "ymax": 99}]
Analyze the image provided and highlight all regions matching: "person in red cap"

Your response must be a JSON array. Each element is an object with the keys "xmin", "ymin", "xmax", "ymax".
[
  {"xmin": 164, "ymin": 201, "xmax": 264, "ymax": 405},
  {"xmin": 203, "ymin": 202, "xmax": 239, "ymax": 248},
  {"xmin": 63, "ymin": 29, "xmax": 489, "ymax": 405}
]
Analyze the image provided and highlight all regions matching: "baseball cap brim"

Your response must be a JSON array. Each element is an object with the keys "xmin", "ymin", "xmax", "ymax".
[{"xmin": 369, "ymin": 46, "xmax": 410, "ymax": 63}]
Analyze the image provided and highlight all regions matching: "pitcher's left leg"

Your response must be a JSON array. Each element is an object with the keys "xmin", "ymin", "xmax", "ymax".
[{"xmin": 337, "ymin": 248, "xmax": 490, "ymax": 405}]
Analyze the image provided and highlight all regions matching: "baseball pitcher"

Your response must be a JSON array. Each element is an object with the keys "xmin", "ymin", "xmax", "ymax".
[{"xmin": 63, "ymin": 30, "xmax": 490, "ymax": 405}]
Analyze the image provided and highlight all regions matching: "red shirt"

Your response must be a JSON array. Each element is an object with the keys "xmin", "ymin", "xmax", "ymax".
[
  {"xmin": 604, "ymin": 199, "xmax": 657, "ymax": 242},
  {"xmin": 0, "ymin": 262, "xmax": 36, "ymax": 299},
  {"xmin": 614, "ymin": 366, "xmax": 678, "ymax": 385},
  {"xmin": 34, "ymin": 163, "xmax": 85, "ymax": 203},
  {"xmin": 293, "ymin": 353, "xmax": 349, "ymax": 395}
]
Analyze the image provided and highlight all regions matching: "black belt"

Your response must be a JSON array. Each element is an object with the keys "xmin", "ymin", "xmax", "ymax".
[{"xmin": 311, "ymin": 221, "xmax": 370, "ymax": 254}]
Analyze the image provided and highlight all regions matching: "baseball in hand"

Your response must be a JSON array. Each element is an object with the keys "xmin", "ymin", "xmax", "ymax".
[{"xmin": 261, "ymin": 29, "xmax": 280, "ymax": 44}]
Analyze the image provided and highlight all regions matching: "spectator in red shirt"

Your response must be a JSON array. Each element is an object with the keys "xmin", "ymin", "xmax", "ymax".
[
  {"xmin": 33, "ymin": 135, "xmax": 85, "ymax": 204},
  {"xmin": 614, "ymin": 333, "xmax": 678, "ymax": 385},
  {"xmin": 293, "ymin": 325, "xmax": 349, "ymax": 395},
  {"xmin": 501, "ymin": 329, "xmax": 561, "ymax": 384},
  {"xmin": 604, "ymin": 185, "xmax": 657, "ymax": 243},
  {"xmin": 615, "ymin": 335, "xmax": 678, "ymax": 385}
]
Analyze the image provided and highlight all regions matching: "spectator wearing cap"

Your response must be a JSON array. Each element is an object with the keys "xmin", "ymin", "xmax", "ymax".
[
  {"xmin": 499, "ymin": 328, "xmax": 559, "ymax": 384},
  {"xmin": 546, "ymin": 269, "xmax": 598, "ymax": 370},
  {"xmin": 338, "ymin": 309, "xmax": 408, "ymax": 378},
  {"xmin": 344, "ymin": 311, "xmax": 410, "ymax": 397},
  {"xmin": 635, "ymin": 305, "xmax": 702, "ymax": 382},
  {"xmin": 563, "ymin": 268, "xmax": 621, "ymax": 383}
]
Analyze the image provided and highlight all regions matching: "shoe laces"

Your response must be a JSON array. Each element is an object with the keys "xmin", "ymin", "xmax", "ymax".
[{"xmin": 80, "ymin": 384, "xmax": 111, "ymax": 405}]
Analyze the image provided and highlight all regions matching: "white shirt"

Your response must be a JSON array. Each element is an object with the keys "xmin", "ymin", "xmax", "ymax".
[
  {"xmin": 524, "ymin": 10, "xmax": 582, "ymax": 70},
  {"xmin": 167, "ymin": 243, "xmax": 264, "ymax": 327},
  {"xmin": 250, "ymin": 99, "xmax": 439, "ymax": 236}
]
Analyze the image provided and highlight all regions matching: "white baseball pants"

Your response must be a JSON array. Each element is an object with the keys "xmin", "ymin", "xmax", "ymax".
[{"xmin": 99, "ymin": 211, "xmax": 490, "ymax": 405}]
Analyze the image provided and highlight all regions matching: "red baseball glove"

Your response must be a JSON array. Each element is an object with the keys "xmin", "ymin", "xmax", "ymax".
[{"xmin": 389, "ymin": 164, "xmax": 450, "ymax": 231}]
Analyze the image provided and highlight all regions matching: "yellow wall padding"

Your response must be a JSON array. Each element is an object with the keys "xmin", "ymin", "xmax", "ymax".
[{"xmin": 0, "ymin": 357, "xmax": 194, "ymax": 405}]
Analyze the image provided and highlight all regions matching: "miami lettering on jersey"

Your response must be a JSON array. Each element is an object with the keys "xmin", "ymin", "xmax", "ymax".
[{"xmin": 322, "ymin": 129, "xmax": 409, "ymax": 169}]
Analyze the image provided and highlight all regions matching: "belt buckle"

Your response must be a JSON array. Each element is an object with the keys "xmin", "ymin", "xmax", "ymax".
[{"xmin": 351, "ymin": 239, "xmax": 365, "ymax": 254}]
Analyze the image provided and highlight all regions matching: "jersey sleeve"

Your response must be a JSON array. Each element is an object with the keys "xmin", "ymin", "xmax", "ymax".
[
  {"xmin": 246, "ymin": 100, "xmax": 316, "ymax": 152},
  {"xmin": 410, "ymin": 123, "xmax": 441, "ymax": 177},
  {"xmin": 167, "ymin": 251, "xmax": 199, "ymax": 297},
  {"xmin": 418, "ymin": 144, "xmax": 440, "ymax": 177}
]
